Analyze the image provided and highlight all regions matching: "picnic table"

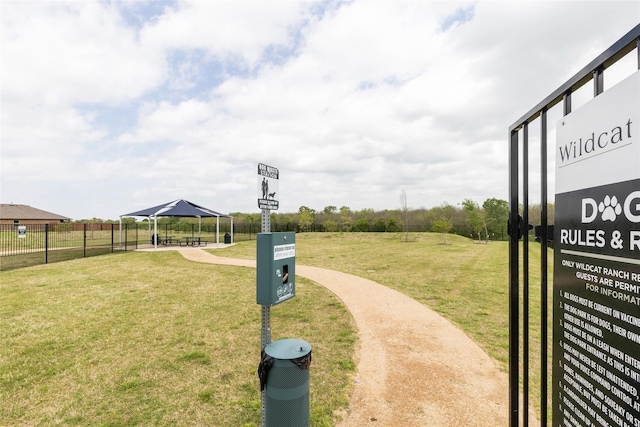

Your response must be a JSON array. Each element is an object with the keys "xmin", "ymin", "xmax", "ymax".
[
  {"xmin": 181, "ymin": 236, "xmax": 207, "ymax": 247},
  {"xmin": 160, "ymin": 235, "xmax": 175, "ymax": 245}
]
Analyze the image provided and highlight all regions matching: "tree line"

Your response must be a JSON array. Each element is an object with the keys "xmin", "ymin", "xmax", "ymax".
[
  {"xmin": 77, "ymin": 199, "xmax": 554, "ymax": 241},
  {"xmin": 228, "ymin": 198, "xmax": 554, "ymax": 241}
]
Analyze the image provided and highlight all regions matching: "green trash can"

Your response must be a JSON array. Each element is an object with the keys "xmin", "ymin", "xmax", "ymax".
[
  {"xmin": 224, "ymin": 232, "xmax": 231, "ymax": 244},
  {"xmin": 262, "ymin": 338, "xmax": 312, "ymax": 427}
]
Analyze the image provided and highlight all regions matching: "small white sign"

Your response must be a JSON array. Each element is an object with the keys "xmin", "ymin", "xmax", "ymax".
[
  {"xmin": 17, "ymin": 226, "xmax": 26, "ymax": 238},
  {"xmin": 273, "ymin": 243, "xmax": 295, "ymax": 260}
]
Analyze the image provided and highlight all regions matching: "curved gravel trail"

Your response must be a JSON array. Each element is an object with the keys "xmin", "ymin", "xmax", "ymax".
[{"xmin": 170, "ymin": 247, "xmax": 516, "ymax": 426}]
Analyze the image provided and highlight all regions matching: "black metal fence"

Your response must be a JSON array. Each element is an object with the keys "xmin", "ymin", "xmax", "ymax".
[
  {"xmin": 0, "ymin": 222, "xmax": 259, "ymax": 271},
  {"xmin": 507, "ymin": 25, "xmax": 639, "ymax": 427},
  {"xmin": 0, "ymin": 223, "xmax": 119, "ymax": 271}
]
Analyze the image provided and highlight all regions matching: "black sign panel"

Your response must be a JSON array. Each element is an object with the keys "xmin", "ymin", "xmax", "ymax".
[
  {"xmin": 553, "ymin": 182, "xmax": 640, "ymax": 427},
  {"xmin": 257, "ymin": 163, "xmax": 279, "ymax": 210}
]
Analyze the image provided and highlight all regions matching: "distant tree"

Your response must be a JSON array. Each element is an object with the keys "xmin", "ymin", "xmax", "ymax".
[
  {"xmin": 298, "ymin": 206, "xmax": 315, "ymax": 232},
  {"xmin": 357, "ymin": 208, "xmax": 375, "ymax": 217},
  {"xmin": 462, "ymin": 199, "xmax": 488, "ymax": 242},
  {"xmin": 339, "ymin": 206, "xmax": 352, "ymax": 232},
  {"xmin": 387, "ymin": 217, "xmax": 400, "ymax": 232},
  {"xmin": 323, "ymin": 205, "xmax": 337, "ymax": 215},
  {"xmin": 527, "ymin": 203, "xmax": 556, "ymax": 227},
  {"xmin": 353, "ymin": 218, "xmax": 370, "ymax": 232},
  {"xmin": 372, "ymin": 218, "xmax": 386, "ymax": 232},
  {"xmin": 85, "ymin": 217, "xmax": 103, "ymax": 240},
  {"xmin": 278, "ymin": 215, "xmax": 292, "ymax": 231},
  {"xmin": 400, "ymin": 189, "xmax": 409, "ymax": 241},
  {"xmin": 432, "ymin": 215, "xmax": 453, "ymax": 244},
  {"xmin": 323, "ymin": 219, "xmax": 338, "ymax": 232},
  {"xmin": 482, "ymin": 198, "xmax": 508, "ymax": 240},
  {"xmin": 246, "ymin": 213, "xmax": 259, "ymax": 234}
]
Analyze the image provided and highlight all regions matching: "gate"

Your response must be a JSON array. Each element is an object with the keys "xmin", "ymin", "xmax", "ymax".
[{"xmin": 507, "ymin": 25, "xmax": 639, "ymax": 426}]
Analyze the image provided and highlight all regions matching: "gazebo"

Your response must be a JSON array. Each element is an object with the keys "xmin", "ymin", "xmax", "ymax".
[{"xmin": 120, "ymin": 199, "xmax": 233, "ymax": 249}]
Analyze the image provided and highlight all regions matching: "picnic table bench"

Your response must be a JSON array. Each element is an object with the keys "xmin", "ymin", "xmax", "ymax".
[
  {"xmin": 180, "ymin": 236, "xmax": 208, "ymax": 247},
  {"xmin": 160, "ymin": 235, "xmax": 176, "ymax": 245}
]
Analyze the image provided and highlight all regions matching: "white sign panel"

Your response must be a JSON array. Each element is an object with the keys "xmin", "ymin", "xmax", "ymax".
[
  {"xmin": 553, "ymin": 71, "xmax": 640, "ymax": 427},
  {"xmin": 273, "ymin": 243, "xmax": 295, "ymax": 260},
  {"xmin": 556, "ymin": 71, "xmax": 639, "ymax": 194},
  {"xmin": 257, "ymin": 163, "xmax": 279, "ymax": 210}
]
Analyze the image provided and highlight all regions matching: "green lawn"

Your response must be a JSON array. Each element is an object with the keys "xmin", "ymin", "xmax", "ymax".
[
  {"xmin": 217, "ymin": 232, "xmax": 554, "ymax": 417},
  {"xmin": 0, "ymin": 250, "xmax": 355, "ymax": 426},
  {"xmin": 0, "ymin": 232, "xmax": 552, "ymax": 425}
]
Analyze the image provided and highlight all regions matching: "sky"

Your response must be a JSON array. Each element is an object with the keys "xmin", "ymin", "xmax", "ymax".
[{"xmin": 1, "ymin": 1, "xmax": 639, "ymax": 220}]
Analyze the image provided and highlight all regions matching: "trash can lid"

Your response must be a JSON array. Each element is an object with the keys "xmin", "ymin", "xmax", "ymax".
[{"xmin": 265, "ymin": 338, "xmax": 311, "ymax": 360}]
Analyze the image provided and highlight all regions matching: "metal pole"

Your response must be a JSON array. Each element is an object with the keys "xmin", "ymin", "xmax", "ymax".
[
  {"xmin": 261, "ymin": 207, "xmax": 271, "ymax": 427},
  {"xmin": 540, "ymin": 107, "xmax": 549, "ymax": 427},
  {"xmin": 45, "ymin": 223, "xmax": 49, "ymax": 264},
  {"xmin": 522, "ymin": 122, "xmax": 529, "ymax": 427},
  {"xmin": 508, "ymin": 129, "xmax": 519, "ymax": 427},
  {"xmin": 84, "ymin": 223, "xmax": 87, "ymax": 258}
]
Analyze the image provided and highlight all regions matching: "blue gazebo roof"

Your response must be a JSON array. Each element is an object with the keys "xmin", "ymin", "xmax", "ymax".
[{"xmin": 122, "ymin": 199, "xmax": 230, "ymax": 218}]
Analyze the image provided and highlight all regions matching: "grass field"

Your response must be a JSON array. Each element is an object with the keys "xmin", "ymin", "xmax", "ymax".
[
  {"xmin": 0, "ymin": 232, "xmax": 553, "ymax": 425},
  {"xmin": 214, "ymin": 232, "xmax": 554, "ymax": 417},
  {"xmin": 0, "ymin": 250, "xmax": 355, "ymax": 426}
]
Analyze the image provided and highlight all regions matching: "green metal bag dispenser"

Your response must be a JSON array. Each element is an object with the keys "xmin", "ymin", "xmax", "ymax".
[
  {"xmin": 256, "ymin": 232, "xmax": 296, "ymax": 306},
  {"xmin": 261, "ymin": 338, "xmax": 312, "ymax": 427},
  {"xmin": 257, "ymin": 232, "xmax": 311, "ymax": 426}
]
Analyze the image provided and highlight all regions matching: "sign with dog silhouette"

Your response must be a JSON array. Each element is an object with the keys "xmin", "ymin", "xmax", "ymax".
[
  {"xmin": 258, "ymin": 163, "xmax": 279, "ymax": 210},
  {"xmin": 552, "ymin": 72, "xmax": 640, "ymax": 427}
]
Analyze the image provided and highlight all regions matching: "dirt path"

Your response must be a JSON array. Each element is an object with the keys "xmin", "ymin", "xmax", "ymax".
[{"xmin": 174, "ymin": 247, "xmax": 513, "ymax": 426}]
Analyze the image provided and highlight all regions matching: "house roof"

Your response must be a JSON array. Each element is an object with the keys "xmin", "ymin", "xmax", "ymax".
[{"xmin": 0, "ymin": 204, "xmax": 71, "ymax": 221}]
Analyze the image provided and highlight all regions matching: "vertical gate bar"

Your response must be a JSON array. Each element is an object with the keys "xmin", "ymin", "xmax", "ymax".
[
  {"xmin": 540, "ymin": 107, "xmax": 549, "ymax": 427},
  {"xmin": 523, "ymin": 122, "xmax": 530, "ymax": 427},
  {"xmin": 509, "ymin": 128, "xmax": 520, "ymax": 427},
  {"xmin": 562, "ymin": 91, "xmax": 571, "ymax": 116},
  {"xmin": 84, "ymin": 223, "xmax": 87, "ymax": 258},
  {"xmin": 593, "ymin": 66, "xmax": 604, "ymax": 96}
]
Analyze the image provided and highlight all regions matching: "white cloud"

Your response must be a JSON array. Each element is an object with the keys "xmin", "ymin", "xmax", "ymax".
[
  {"xmin": 117, "ymin": 99, "xmax": 216, "ymax": 144},
  {"xmin": 139, "ymin": 1, "xmax": 314, "ymax": 67},
  {"xmin": 2, "ymin": 1, "xmax": 165, "ymax": 107},
  {"xmin": 1, "ymin": 0, "xmax": 638, "ymax": 219}
]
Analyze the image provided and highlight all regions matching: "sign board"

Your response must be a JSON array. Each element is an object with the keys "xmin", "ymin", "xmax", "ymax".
[
  {"xmin": 258, "ymin": 163, "xmax": 279, "ymax": 210},
  {"xmin": 17, "ymin": 226, "xmax": 26, "ymax": 238},
  {"xmin": 553, "ymin": 71, "xmax": 640, "ymax": 427},
  {"xmin": 256, "ymin": 232, "xmax": 296, "ymax": 306}
]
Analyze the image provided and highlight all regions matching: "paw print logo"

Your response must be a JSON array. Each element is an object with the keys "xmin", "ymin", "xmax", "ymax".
[{"xmin": 598, "ymin": 195, "xmax": 622, "ymax": 222}]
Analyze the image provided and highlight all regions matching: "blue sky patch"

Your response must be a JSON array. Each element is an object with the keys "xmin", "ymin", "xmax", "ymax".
[
  {"xmin": 115, "ymin": 0, "xmax": 178, "ymax": 30},
  {"xmin": 440, "ymin": 5, "xmax": 475, "ymax": 32}
]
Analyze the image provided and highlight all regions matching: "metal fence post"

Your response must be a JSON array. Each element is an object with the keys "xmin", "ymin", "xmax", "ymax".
[
  {"xmin": 45, "ymin": 223, "xmax": 49, "ymax": 264},
  {"xmin": 83, "ymin": 223, "xmax": 87, "ymax": 258}
]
